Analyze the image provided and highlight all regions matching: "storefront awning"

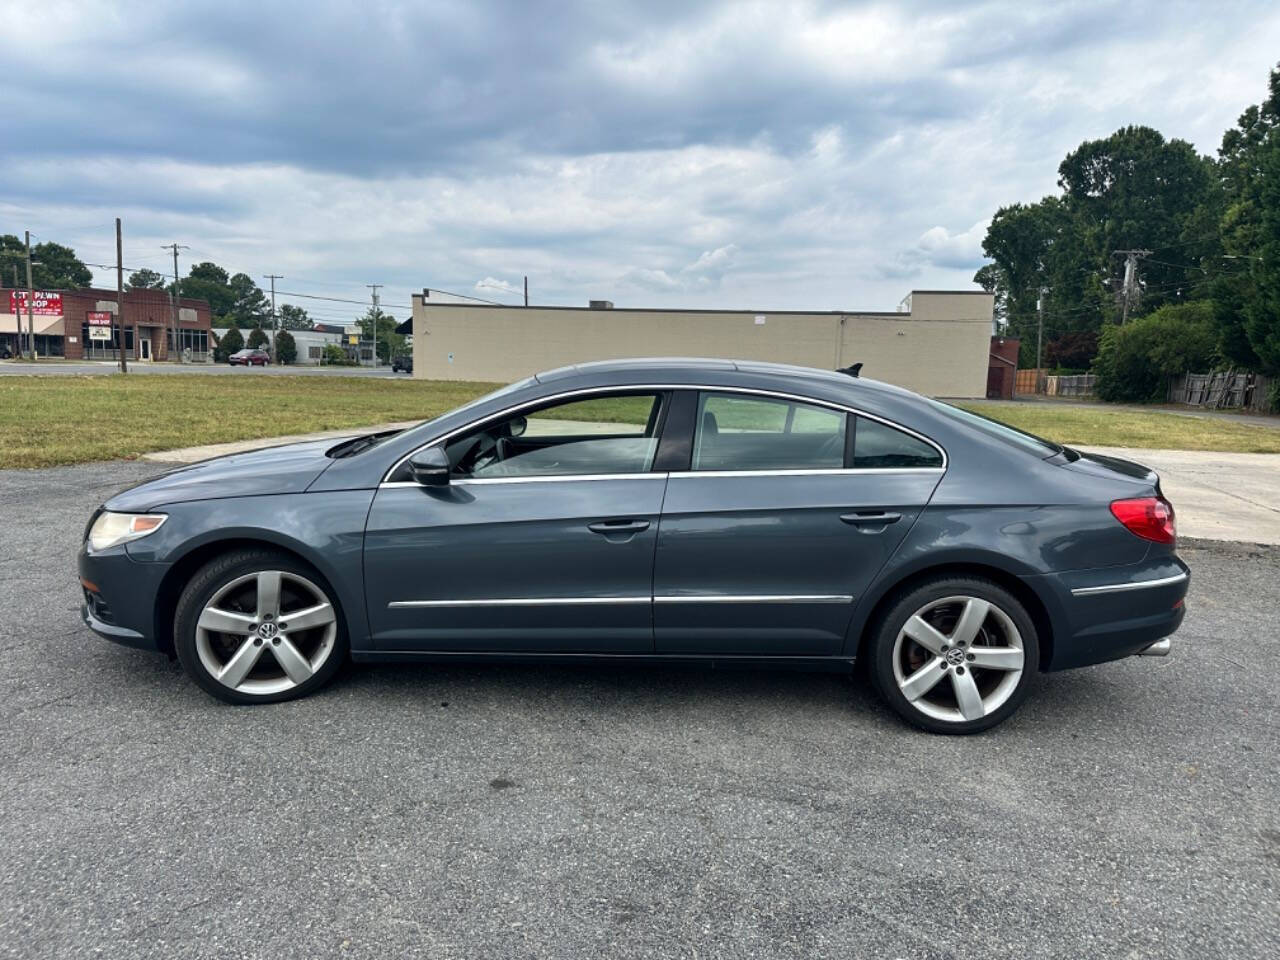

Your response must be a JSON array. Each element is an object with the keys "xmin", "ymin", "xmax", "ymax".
[{"xmin": 0, "ymin": 313, "xmax": 64, "ymax": 335}]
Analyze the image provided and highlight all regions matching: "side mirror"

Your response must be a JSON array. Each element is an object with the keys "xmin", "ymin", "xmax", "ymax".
[
  {"xmin": 408, "ymin": 447, "xmax": 450, "ymax": 486},
  {"xmin": 507, "ymin": 415, "xmax": 527, "ymax": 438}
]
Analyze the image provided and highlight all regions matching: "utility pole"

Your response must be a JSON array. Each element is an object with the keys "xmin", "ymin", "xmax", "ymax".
[
  {"xmin": 1113, "ymin": 249, "xmax": 1151, "ymax": 325},
  {"xmin": 366, "ymin": 283, "xmax": 382, "ymax": 368},
  {"xmin": 162, "ymin": 243, "xmax": 188, "ymax": 362},
  {"xmin": 24, "ymin": 231, "xmax": 36, "ymax": 361},
  {"xmin": 1036, "ymin": 288, "xmax": 1046, "ymax": 394},
  {"xmin": 524, "ymin": 275, "xmax": 529, "ymax": 307},
  {"xmin": 10, "ymin": 264, "xmax": 20, "ymax": 360},
  {"xmin": 263, "ymin": 274, "xmax": 283, "ymax": 362},
  {"xmin": 116, "ymin": 219, "xmax": 128, "ymax": 374}
]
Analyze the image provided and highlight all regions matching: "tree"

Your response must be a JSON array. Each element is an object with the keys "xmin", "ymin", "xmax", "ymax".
[
  {"xmin": 1093, "ymin": 302, "xmax": 1218, "ymax": 403},
  {"xmin": 1044, "ymin": 331, "xmax": 1099, "ymax": 371},
  {"xmin": 356, "ymin": 306, "xmax": 403, "ymax": 363},
  {"xmin": 277, "ymin": 303, "xmax": 312, "ymax": 330},
  {"xmin": 1211, "ymin": 62, "xmax": 1280, "ymax": 375},
  {"xmin": 0, "ymin": 236, "xmax": 93, "ymax": 290},
  {"xmin": 127, "ymin": 268, "xmax": 166, "ymax": 290},
  {"xmin": 275, "ymin": 329, "xmax": 297, "ymax": 365},
  {"xmin": 227, "ymin": 273, "xmax": 269, "ymax": 328},
  {"xmin": 182, "ymin": 262, "xmax": 236, "ymax": 319},
  {"xmin": 246, "ymin": 327, "xmax": 269, "ymax": 349},
  {"xmin": 213, "ymin": 326, "xmax": 243, "ymax": 362}
]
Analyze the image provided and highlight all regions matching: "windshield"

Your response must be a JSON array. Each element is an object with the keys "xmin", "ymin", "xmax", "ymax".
[{"xmin": 924, "ymin": 399, "xmax": 1062, "ymax": 458}]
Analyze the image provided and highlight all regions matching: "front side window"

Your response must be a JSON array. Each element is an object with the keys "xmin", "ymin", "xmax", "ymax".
[
  {"xmin": 692, "ymin": 392, "xmax": 846, "ymax": 471},
  {"xmin": 853, "ymin": 417, "xmax": 943, "ymax": 469},
  {"xmin": 446, "ymin": 392, "xmax": 664, "ymax": 479}
]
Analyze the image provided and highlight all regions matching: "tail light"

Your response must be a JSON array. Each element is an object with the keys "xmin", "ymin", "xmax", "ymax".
[{"xmin": 1110, "ymin": 497, "xmax": 1176, "ymax": 544}]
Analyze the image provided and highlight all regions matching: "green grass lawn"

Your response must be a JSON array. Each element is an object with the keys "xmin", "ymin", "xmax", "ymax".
[
  {"xmin": 0, "ymin": 375, "xmax": 499, "ymax": 469},
  {"xmin": 957, "ymin": 401, "xmax": 1280, "ymax": 454},
  {"xmin": 1, "ymin": 374, "xmax": 1277, "ymax": 469}
]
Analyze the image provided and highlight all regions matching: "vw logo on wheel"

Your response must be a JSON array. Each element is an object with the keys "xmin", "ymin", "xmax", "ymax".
[
  {"xmin": 945, "ymin": 647, "xmax": 966, "ymax": 666},
  {"xmin": 257, "ymin": 621, "xmax": 279, "ymax": 640}
]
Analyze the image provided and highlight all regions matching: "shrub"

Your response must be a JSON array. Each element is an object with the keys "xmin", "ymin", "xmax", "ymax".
[
  {"xmin": 1093, "ymin": 301, "xmax": 1218, "ymax": 403},
  {"xmin": 246, "ymin": 327, "xmax": 268, "ymax": 350},
  {"xmin": 275, "ymin": 330, "xmax": 297, "ymax": 365},
  {"xmin": 321, "ymin": 344, "xmax": 352, "ymax": 365},
  {"xmin": 213, "ymin": 327, "xmax": 243, "ymax": 362}
]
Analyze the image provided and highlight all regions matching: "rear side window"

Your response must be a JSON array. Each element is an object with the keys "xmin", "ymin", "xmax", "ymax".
[
  {"xmin": 692, "ymin": 393, "xmax": 846, "ymax": 471},
  {"xmin": 854, "ymin": 417, "xmax": 942, "ymax": 469}
]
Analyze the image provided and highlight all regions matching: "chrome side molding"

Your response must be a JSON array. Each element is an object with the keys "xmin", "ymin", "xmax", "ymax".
[{"xmin": 1070, "ymin": 571, "xmax": 1188, "ymax": 597}]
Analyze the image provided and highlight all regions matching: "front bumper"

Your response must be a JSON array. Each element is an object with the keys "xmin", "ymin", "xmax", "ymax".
[
  {"xmin": 78, "ymin": 543, "xmax": 169, "ymax": 652},
  {"xmin": 1032, "ymin": 555, "xmax": 1189, "ymax": 671}
]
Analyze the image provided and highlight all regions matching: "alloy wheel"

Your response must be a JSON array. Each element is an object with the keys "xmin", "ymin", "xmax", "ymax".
[
  {"xmin": 194, "ymin": 570, "xmax": 338, "ymax": 696},
  {"xmin": 891, "ymin": 595, "xmax": 1026, "ymax": 724}
]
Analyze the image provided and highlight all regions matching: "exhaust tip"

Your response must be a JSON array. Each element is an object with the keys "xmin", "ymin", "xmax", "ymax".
[{"xmin": 1137, "ymin": 638, "xmax": 1172, "ymax": 657}]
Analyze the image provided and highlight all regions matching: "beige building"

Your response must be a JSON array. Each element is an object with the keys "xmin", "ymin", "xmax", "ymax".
[{"xmin": 409, "ymin": 289, "xmax": 994, "ymax": 397}]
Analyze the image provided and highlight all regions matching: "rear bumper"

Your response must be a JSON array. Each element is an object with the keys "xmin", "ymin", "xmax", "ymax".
[{"xmin": 1030, "ymin": 556, "xmax": 1189, "ymax": 671}]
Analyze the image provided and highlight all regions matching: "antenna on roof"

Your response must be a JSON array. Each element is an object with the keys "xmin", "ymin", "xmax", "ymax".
[{"xmin": 837, "ymin": 362, "xmax": 863, "ymax": 378}]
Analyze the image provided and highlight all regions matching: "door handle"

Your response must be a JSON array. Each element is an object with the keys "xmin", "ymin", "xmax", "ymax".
[
  {"xmin": 840, "ymin": 511, "xmax": 902, "ymax": 526},
  {"xmin": 588, "ymin": 519, "xmax": 651, "ymax": 535}
]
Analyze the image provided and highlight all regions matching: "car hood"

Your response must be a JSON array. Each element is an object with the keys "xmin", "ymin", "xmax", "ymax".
[{"xmin": 104, "ymin": 438, "xmax": 342, "ymax": 511}]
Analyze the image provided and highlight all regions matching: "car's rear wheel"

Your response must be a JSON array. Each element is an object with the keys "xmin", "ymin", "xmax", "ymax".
[
  {"xmin": 868, "ymin": 576, "xmax": 1038, "ymax": 734},
  {"xmin": 174, "ymin": 549, "xmax": 347, "ymax": 704}
]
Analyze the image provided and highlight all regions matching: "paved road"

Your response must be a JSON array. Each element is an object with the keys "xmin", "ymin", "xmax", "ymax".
[
  {"xmin": 2, "ymin": 462, "xmax": 1277, "ymax": 959},
  {"xmin": 0, "ymin": 360, "xmax": 405, "ymax": 377}
]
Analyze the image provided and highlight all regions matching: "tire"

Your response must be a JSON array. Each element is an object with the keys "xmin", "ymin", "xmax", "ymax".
[
  {"xmin": 868, "ymin": 576, "xmax": 1039, "ymax": 734},
  {"xmin": 174, "ymin": 548, "xmax": 348, "ymax": 704}
]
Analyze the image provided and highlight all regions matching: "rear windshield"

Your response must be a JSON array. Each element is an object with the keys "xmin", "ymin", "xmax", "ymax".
[{"xmin": 924, "ymin": 399, "xmax": 1061, "ymax": 458}]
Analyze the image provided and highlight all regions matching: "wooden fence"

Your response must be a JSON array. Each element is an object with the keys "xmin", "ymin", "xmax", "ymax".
[
  {"xmin": 1168, "ymin": 371, "xmax": 1274, "ymax": 413},
  {"xmin": 1015, "ymin": 369, "xmax": 1095, "ymax": 397},
  {"xmin": 1047, "ymin": 374, "xmax": 1096, "ymax": 398}
]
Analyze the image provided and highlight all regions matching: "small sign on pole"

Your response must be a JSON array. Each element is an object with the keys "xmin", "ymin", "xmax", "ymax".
[{"xmin": 87, "ymin": 311, "xmax": 113, "ymax": 341}]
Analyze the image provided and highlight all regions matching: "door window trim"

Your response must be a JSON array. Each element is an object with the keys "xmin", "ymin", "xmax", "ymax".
[{"xmin": 380, "ymin": 383, "xmax": 947, "ymax": 485}]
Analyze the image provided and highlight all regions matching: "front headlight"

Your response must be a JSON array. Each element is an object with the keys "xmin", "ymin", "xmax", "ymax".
[{"xmin": 87, "ymin": 512, "xmax": 167, "ymax": 552}]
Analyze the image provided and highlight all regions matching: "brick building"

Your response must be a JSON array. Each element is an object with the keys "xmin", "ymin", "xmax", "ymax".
[{"xmin": 1, "ymin": 287, "xmax": 213, "ymax": 361}]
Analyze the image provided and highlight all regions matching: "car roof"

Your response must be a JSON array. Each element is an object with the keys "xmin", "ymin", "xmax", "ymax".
[{"xmin": 532, "ymin": 356, "xmax": 915, "ymax": 401}]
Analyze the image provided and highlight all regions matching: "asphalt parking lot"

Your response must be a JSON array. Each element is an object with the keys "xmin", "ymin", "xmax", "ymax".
[{"xmin": 2, "ymin": 462, "xmax": 1277, "ymax": 959}]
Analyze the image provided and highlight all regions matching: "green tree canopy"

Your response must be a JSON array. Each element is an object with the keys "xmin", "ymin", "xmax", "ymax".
[
  {"xmin": 227, "ymin": 273, "xmax": 269, "ymax": 328},
  {"xmin": 357, "ymin": 306, "xmax": 404, "ymax": 363},
  {"xmin": 275, "ymin": 329, "xmax": 297, "ymax": 364},
  {"xmin": 246, "ymin": 327, "xmax": 269, "ymax": 349},
  {"xmin": 213, "ymin": 326, "xmax": 243, "ymax": 362},
  {"xmin": 277, "ymin": 303, "xmax": 312, "ymax": 330},
  {"xmin": 127, "ymin": 268, "xmax": 167, "ymax": 290},
  {"xmin": 0, "ymin": 236, "xmax": 93, "ymax": 290}
]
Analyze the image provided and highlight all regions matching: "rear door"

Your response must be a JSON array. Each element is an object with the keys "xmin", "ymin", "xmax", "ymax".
[
  {"xmin": 652, "ymin": 390, "xmax": 944, "ymax": 656},
  {"xmin": 364, "ymin": 391, "xmax": 669, "ymax": 653}
]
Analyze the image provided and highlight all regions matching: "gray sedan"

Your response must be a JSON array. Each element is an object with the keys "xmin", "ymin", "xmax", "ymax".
[{"xmin": 78, "ymin": 358, "xmax": 1187, "ymax": 733}]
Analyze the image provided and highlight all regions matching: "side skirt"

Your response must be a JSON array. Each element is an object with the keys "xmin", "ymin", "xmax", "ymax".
[{"xmin": 350, "ymin": 650, "xmax": 855, "ymax": 674}]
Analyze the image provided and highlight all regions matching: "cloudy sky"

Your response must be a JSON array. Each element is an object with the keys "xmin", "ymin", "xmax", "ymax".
[{"xmin": 4, "ymin": 1, "xmax": 1279, "ymax": 322}]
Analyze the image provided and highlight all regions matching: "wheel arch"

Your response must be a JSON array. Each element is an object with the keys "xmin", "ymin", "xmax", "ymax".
[
  {"xmin": 153, "ymin": 534, "xmax": 356, "ymax": 656},
  {"xmin": 847, "ymin": 559, "xmax": 1056, "ymax": 671}
]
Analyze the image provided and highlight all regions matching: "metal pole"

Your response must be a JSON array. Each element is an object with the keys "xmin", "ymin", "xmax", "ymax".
[
  {"xmin": 163, "ymin": 243, "xmax": 188, "ymax": 362},
  {"xmin": 10, "ymin": 264, "xmax": 19, "ymax": 359},
  {"xmin": 366, "ymin": 283, "xmax": 382, "ymax": 368},
  {"xmin": 24, "ymin": 231, "xmax": 36, "ymax": 361},
  {"xmin": 263, "ymin": 274, "xmax": 282, "ymax": 363},
  {"xmin": 117, "ymin": 219, "xmax": 127, "ymax": 374},
  {"xmin": 1036, "ymin": 290, "xmax": 1045, "ymax": 394},
  {"xmin": 524, "ymin": 275, "xmax": 528, "ymax": 307}
]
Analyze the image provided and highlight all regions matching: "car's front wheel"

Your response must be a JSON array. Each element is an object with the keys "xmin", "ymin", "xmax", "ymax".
[
  {"xmin": 868, "ymin": 576, "xmax": 1038, "ymax": 734},
  {"xmin": 174, "ymin": 549, "xmax": 347, "ymax": 704}
]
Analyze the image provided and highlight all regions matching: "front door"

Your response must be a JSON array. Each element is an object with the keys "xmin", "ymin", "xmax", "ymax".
[
  {"xmin": 139, "ymin": 338, "xmax": 152, "ymax": 361},
  {"xmin": 653, "ymin": 390, "xmax": 944, "ymax": 656},
  {"xmin": 364, "ymin": 391, "xmax": 671, "ymax": 652}
]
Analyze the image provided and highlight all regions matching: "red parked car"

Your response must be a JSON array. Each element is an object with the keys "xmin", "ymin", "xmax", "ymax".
[{"xmin": 228, "ymin": 349, "xmax": 270, "ymax": 367}]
